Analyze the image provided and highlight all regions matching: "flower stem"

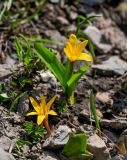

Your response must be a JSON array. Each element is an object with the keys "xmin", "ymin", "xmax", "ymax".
[
  {"xmin": 44, "ymin": 118, "xmax": 52, "ymax": 135},
  {"xmin": 69, "ymin": 61, "xmax": 75, "ymax": 79},
  {"xmin": 68, "ymin": 61, "xmax": 75, "ymax": 105}
]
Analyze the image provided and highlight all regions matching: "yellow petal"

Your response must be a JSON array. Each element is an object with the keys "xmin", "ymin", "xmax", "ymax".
[
  {"xmin": 37, "ymin": 115, "xmax": 45, "ymax": 125},
  {"xmin": 40, "ymin": 95, "xmax": 46, "ymax": 106},
  {"xmin": 68, "ymin": 56, "xmax": 77, "ymax": 62},
  {"xmin": 47, "ymin": 95, "xmax": 57, "ymax": 111},
  {"xmin": 26, "ymin": 112, "xmax": 38, "ymax": 116},
  {"xmin": 64, "ymin": 42, "xmax": 72, "ymax": 58},
  {"xmin": 68, "ymin": 34, "xmax": 78, "ymax": 47},
  {"xmin": 40, "ymin": 95, "xmax": 46, "ymax": 114},
  {"xmin": 78, "ymin": 40, "xmax": 88, "ymax": 52},
  {"xmin": 64, "ymin": 48, "xmax": 70, "ymax": 60},
  {"xmin": 29, "ymin": 96, "xmax": 40, "ymax": 113},
  {"xmin": 77, "ymin": 52, "xmax": 93, "ymax": 61},
  {"xmin": 48, "ymin": 110, "xmax": 57, "ymax": 115},
  {"xmin": 64, "ymin": 43, "xmax": 76, "ymax": 62}
]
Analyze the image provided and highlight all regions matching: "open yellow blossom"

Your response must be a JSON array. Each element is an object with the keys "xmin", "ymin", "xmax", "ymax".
[
  {"xmin": 27, "ymin": 95, "xmax": 57, "ymax": 134},
  {"xmin": 64, "ymin": 34, "xmax": 92, "ymax": 62}
]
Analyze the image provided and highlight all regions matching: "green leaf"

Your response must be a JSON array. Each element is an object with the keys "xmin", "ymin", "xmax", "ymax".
[
  {"xmin": 34, "ymin": 43, "xmax": 65, "ymax": 88},
  {"xmin": 24, "ymin": 121, "xmax": 34, "ymax": 134},
  {"xmin": 90, "ymin": 89, "xmax": 100, "ymax": 131},
  {"xmin": 24, "ymin": 121, "xmax": 46, "ymax": 143},
  {"xmin": 62, "ymin": 133, "xmax": 92, "ymax": 160},
  {"xmin": 88, "ymin": 40, "xmax": 96, "ymax": 61},
  {"xmin": 9, "ymin": 91, "xmax": 28, "ymax": 112},
  {"xmin": 0, "ymin": 93, "xmax": 10, "ymax": 105},
  {"xmin": 19, "ymin": 34, "xmax": 31, "ymax": 48},
  {"xmin": 15, "ymin": 38, "xmax": 24, "ymax": 61},
  {"xmin": 6, "ymin": 0, "xmax": 13, "ymax": 11},
  {"xmin": 16, "ymin": 139, "xmax": 32, "ymax": 148},
  {"xmin": 29, "ymin": 37, "xmax": 62, "ymax": 46},
  {"xmin": 64, "ymin": 60, "xmax": 71, "ymax": 85},
  {"xmin": 66, "ymin": 65, "xmax": 91, "ymax": 96},
  {"xmin": 0, "ymin": 93, "xmax": 10, "ymax": 99},
  {"xmin": 0, "ymin": 93, "xmax": 11, "ymax": 105},
  {"xmin": 69, "ymin": 91, "xmax": 75, "ymax": 105},
  {"xmin": 0, "ymin": 3, "xmax": 6, "ymax": 21},
  {"xmin": 19, "ymin": 76, "xmax": 31, "ymax": 86}
]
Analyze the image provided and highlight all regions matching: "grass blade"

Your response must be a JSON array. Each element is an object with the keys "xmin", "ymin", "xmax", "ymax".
[
  {"xmin": 90, "ymin": 89, "xmax": 101, "ymax": 136},
  {"xmin": 9, "ymin": 91, "xmax": 28, "ymax": 112}
]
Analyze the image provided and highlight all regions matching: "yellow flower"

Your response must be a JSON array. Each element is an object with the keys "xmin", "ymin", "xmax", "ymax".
[
  {"xmin": 27, "ymin": 95, "xmax": 57, "ymax": 126},
  {"xmin": 64, "ymin": 34, "xmax": 92, "ymax": 62}
]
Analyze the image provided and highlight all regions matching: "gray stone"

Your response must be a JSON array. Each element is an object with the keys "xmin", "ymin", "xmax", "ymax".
[
  {"xmin": 0, "ymin": 55, "xmax": 16, "ymax": 78},
  {"xmin": 49, "ymin": 0, "xmax": 59, "ymax": 3},
  {"xmin": 85, "ymin": 26, "xmax": 101, "ymax": 43},
  {"xmin": 84, "ymin": 26, "xmax": 102, "ymax": 44},
  {"xmin": 17, "ymin": 94, "xmax": 29, "ymax": 114},
  {"xmin": 121, "ymin": 51, "xmax": 127, "ymax": 61},
  {"xmin": 88, "ymin": 134, "xmax": 111, "ymax": 160},
  {"xmin": 5, "ymin": 55, "xmax": 15, "ymax": 66},
  {"xmin": 93, "ymin": 56, "xmax": 127, "ymax": 75},
  {"xmin": 0, "ymin": 64, "xmax": 12, "ymax": 78},
  {"xmin": 84, "ymin": 26, "xmax": 112, "ymax": 53},
  {"xmin": 66, "ymin": 25, "xmax": 76, "ymax": 32},
  {"xmin": 0, "ymin": 136, "xmax": 13, "ymax": 151},
  {"xmin": 117, "ymin": 129, "xmax": 127, "ymax": 155},
  {"xmin": 100, "ymin": 119, "xmax": 127, "ymax": 129},
  {"xmin": 69, "ymin": 11, "xmax": 77, "ymax": 20},
  {"xmin": 12, "ymin": 113, "xmax": 25, "ymax": 124},
  {"xmin": 39, "ymin": 70, "xmax": 57, "ymax": 85},
  {"xmin": 102, "ymin": 24, "xmax": 127, "ymax": 52},
  {"xmin": 22, "ymin": 145, "xmax": 30, "ymax": 154},
  {"xmin": 43, "ymin": 125, "xmax": 71, "ymax": 150},
  {"xmin": 0, "ymin": 147, "xmax": 15, "ymax": 160},
  {"xmin": 42, "ymin": 156, "xmax": 58, "ymax": 160},
  {"xmin": 81, "ymin": 0, "xmax": 105, "ymax": 6},
  {"xmin": 41, "ymin": 151, "xmax": 60, "ymax": 160},
  {"xmin": 45, "ymin": 30, "xmax": 66, "ymax": 44},
  {"xmin": 111, "ymin": 154, "xmax": 126, "ymax": 160},
  {"xmin": 57, "ymin": 16, "xmax": 69, "ymax": 25},
  {"xmin": 103, "ymin": 129, "xmax": 118, "ymax": 143}
]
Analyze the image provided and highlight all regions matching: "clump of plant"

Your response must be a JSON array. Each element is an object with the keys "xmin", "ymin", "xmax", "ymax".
[
  {"xmin": 0, "ymin": 92, "xmax": 11, "ymax": 105},
  {"xmin": 15, "ymin": 34, "xmax": 44, "ymax": 72},
  {"xmin": 26, "ymin": 95, "xmax": 57, "ymax": 135},
  {"xmin": 15, "ymin": 121, "xmax": 46, "ymax": 154},
  {"xmin": 23, "ymin": 121, "xmax": 46, "ymax": 143},
  {"xmin": 0, "ymin": 0, "xmax": 47, "ymax": 30},
  {"xmin": 33, "ymin": 14, "xmax": 101, "ymax": 104},
  {"xmin": 34, "ymin": 34, "xmax": 92, "ymax": 104}
]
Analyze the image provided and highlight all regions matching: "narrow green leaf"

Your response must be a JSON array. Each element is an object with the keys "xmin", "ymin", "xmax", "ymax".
[
  {"xmin": 64, "ymin": 60, "xmax": 71, "ymax": 85},
  {"xmin": 29, "ymin": 37, "xmax": 62, "ymax": 46},
  {"xmin": 19, "ymin": 34, "xmax": 31, "ymax": 48},
  {"xmin": 0, "ymin": 3, "xmax": 6, "ymax": 21},
  {"xmin": 9, "ymin": 91, "xmax": 28, "ymax": 112},
  {"xmin": 69, "ymin": 91, "xmax": 75, "ymax": 105},
  {"xmin": 34, "ymin": 43, "xmax": 65, "ymax": 88},
  {"xmin": 90, "ymin": 89, "xmax": 100, "ymax": 131},
  {"xmin": 66, "ymin": 65, "xmax": 90, "ymax": 96},
  {"xmin": 7, "ymin": 0, "xmax": 13, "ymax": 10},
  {"xmin": 0, "ymin": 93, "xmax": 9, "ymax": 99},
  {"xmin": 15, "ymin": 38, "xmax": 24, "ymax": 60},
  {"xmin": 88, "ymin": 40, "xmax": 96, "ymax": 60}
]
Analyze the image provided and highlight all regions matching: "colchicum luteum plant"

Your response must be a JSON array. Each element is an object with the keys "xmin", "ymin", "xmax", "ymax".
[
  {"xmin": 27, "ymin": 95, "xmax": 57, "ymax": 135},
  {"xmin": 34, "ymin": 34, "xmax": 92, "ymax": 104}
]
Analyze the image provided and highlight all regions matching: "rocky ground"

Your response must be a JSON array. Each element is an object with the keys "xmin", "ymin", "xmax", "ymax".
[{"xmin": 0, "ymin": 0, "xmax": 127, "ymax": 160}]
